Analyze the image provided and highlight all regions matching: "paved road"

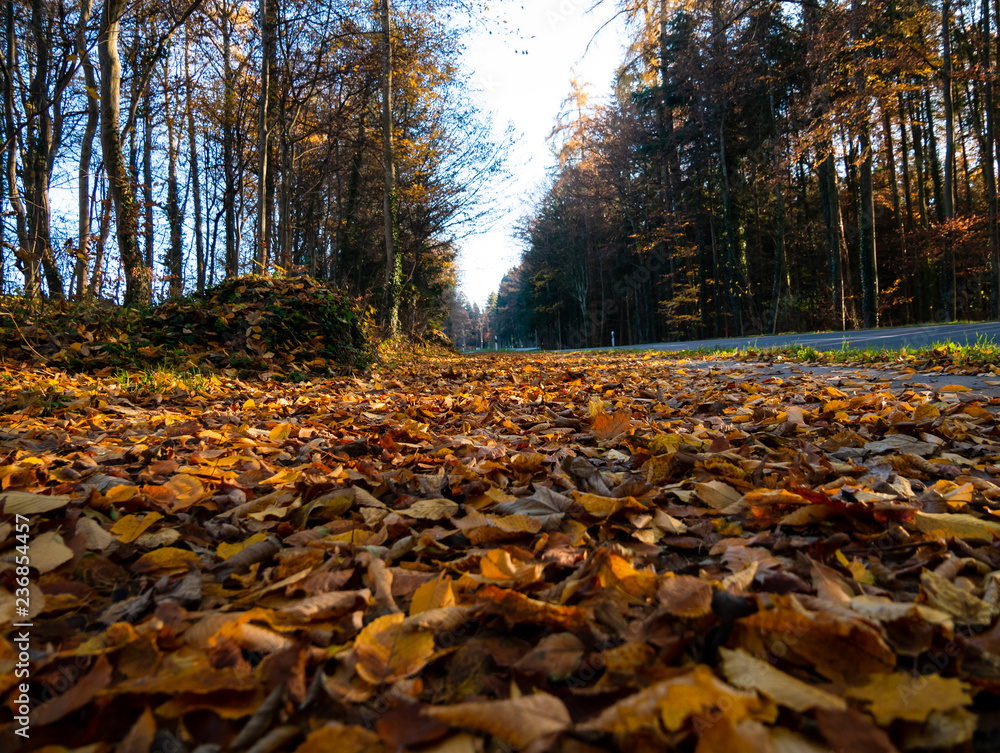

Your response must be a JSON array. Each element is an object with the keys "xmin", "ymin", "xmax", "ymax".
[{"xmin": 629, "ymin": 321, "xmax": 1000, "ymax": 353}]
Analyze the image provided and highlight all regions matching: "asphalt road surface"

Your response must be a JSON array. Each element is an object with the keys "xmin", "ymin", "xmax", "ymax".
[{"xmin": 632, "ymin": 321, "xmax": 1000, "ymax": 353}]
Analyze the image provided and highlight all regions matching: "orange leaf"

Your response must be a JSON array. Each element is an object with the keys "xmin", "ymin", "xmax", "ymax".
[
  {"xmin": 165, "ymin": 473, "xmax": 207, "ymax": 511},
  {"xmin": 479, "ymin": 585, "xmax": 590, "ymax": 631},
  {"xmin": 354, "ymin": 613, "xmax": 436, "ymax": 685},
  {"xmin": 593, "ymin": 410, "xmax": 631, "ymax": 440}
]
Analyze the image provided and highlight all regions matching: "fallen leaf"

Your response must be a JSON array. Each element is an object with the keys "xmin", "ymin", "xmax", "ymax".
[
  {"xmin": 424, "ymin": 692, "xmax": 571, "ymax": 747},
  {"xmin": 846, "ymin": 671, "xmax": 973, "ymax": 725},
  {"xmin": 720, "ymin": 647, "xmax": 847, "ymax": 712},
  {"xmin": 354, "ymin": 612, "xmax": 436, "ymax": 684}
]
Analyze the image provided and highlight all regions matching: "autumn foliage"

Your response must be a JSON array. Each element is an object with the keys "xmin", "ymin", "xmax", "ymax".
[{"xmin": 3, "ymin": 350, "xmax": 1000, "ymax": 751}]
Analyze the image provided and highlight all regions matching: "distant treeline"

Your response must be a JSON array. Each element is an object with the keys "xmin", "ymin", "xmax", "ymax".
[{"xmin": 483, "ymin": 0, "xmax": 1000, "ymax": 349}]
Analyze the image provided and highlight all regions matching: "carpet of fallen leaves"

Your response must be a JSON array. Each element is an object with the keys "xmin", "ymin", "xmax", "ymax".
[{"xmin": 4, "ymin": 350, "xmax": 1000, "ymax": 753}]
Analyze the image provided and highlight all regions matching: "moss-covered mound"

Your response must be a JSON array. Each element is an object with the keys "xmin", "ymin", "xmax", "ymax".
[{"xmin": 0, "ymin": 275, "xmax": 371, "ymax": 375}]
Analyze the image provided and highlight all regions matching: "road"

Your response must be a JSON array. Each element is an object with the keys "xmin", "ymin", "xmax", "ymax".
[{"xmin": 629, "ymin": 321, "xmax": 1000, "ymax": 353}]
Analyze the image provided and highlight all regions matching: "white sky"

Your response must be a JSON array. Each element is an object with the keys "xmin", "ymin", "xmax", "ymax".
[{"xmin": 456, "ymin": 1, "xmax": 630, "ymax": 308}]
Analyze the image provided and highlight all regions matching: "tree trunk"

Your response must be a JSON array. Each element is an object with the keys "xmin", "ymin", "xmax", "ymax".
[
  {"xmin": 986, "ymin": 0, "xmax": 999, "ymax": 318},
  {"xmin": 163, "ymin": 60, "xmax": 183, "ymax": 297},
  {"xmin": 75, "ymin": 0, "xmax": 98, "ymax": 299},
  {"xmin": 184, "ymin": 27, "xmax": 205, "ymax": 292},
  {"xmin": 99, "ymin": 0, "xmax": 149, "ymax": 307},
  {"xmin": 222, "ymin": 7, "xmax": 237, "ymax": 278},
  {"xmin": 882, "ymin": 103, "xmax": 909, "ymax": 321},
  {"xmin": 25, "ymin": 0, "xmax": 63, "ymax": 298},
  {"xmin": 381, "ymin": 0, "xmax": 401, "ymax": 335},
  {"xmin": 908, "ymin": 92, "xmax": 929, "ymax": 228},
  {"xmin": 256, "ymin": 0, "xmax": 277, "ymax": 272},
  {"xmin": 142, "ymin": 85, "xmax": 154, "ymax": 275},
  {"xmin": 897, "ymin": 92, "xmax": 915, "ymax": 231},
  {"xmin": 768, "ymin": 95, "xmax": 787, "ymax": 335},
  {"xmin": 853, "ymin": 0, "xmax": 878, "ymax": 328},
  {"xmin": 2, "ymin": 0, "xmax": 32, "ymax": 296},
  {"xmin": 941, "ymin": 0, "xmax": 956, "ymax": 319},
  {"xmin": 925, "ymin": 89, "xmax": 945, "ymax": 222}
]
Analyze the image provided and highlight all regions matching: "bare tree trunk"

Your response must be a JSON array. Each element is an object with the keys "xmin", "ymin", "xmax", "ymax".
[
  {"xmin": 925, "ymin": 89, "xmax": 945, "ymax": 222},
  {"xmin": 908, "ymin": 92, "xmax": 930, "ymax": 229},
  {"xmin": 381, "ymin": 0, "xmax": 401, "ymax": 335},
  {"xmin": 73, "ymin": 0, "xmax": 98, "ymax": 298},
  {"xmin": 24, "ymin": 0, "xmax": 63, "ymax": 298},
  {"xmin": 163, "ymin": 59, "xmax": 183, "ymax": 297},
  {"xmin": 768, "ymin": 95, "xmax": 786, "ymax": 335},
  {"xmin": 986, "ymin": 0, "xmax": 999, "ymax": 318},
  {"xmin": 256, "ymin": 0, "xmax": 277, "ymax": 272},
  {"xmin": 2, "ymin": 0, "xmax": 32, "ymax": 295},
  {"xmin": 853, "ymin": 0, "xmax": 878, "ymax": 328},
  {"xmin": 184, "ymin": 26, "xmax": 205, "ymax": 292},
  {"xmin": 100, "ymin": 0, "xmax": 149, "ymax": 307},
  {"xmin": 90, "ymin": 178, "xmax": 110, "ymax": 295},
  {"xmin": 882, "ymin": 103, "xmax": 909, "ymax": 321},
  {"xmin": 142, "ymin": 85, "xmax": 154, "ymax": 277},
  {"xmin": 222, "ymin": 7, "xmax": 237, "ymax": 278},
  {"xmin": 897, "ymin": 92, "xmax": 915, "ymax": 231},
  {"xmin": 942, "ymin": 0, "xmax": 956, "ymax": 319}
]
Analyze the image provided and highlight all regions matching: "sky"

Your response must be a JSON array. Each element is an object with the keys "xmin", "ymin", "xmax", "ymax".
[{"xmin": 455, "ymin": 1, "xmax": 631, "ymax": 308}]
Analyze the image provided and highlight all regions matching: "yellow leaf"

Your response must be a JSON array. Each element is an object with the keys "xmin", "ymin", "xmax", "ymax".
[
  {"xmin": 409, "ymin": 573, "xmax": 456, "ymax": 615},
  {"xmin": 260, "ymin": 468, "xmax": 302, "ymax": 486},
  {"xmin": 0, "ymin": 491, "xmax": 71, "ymax": 515},
  {"xmin": 599, "ymin": 553, "xmax": 658, "ymax": 599},
  {"xmin": 914, "ymin": 402, "xmax": 941, "ymax": 421},
  {"xmin": 589, "ymin": 398, "xmax": 607, "ymax": 417},
  {"xmin": 578, "ymin": 664, "xmax": 775, "ymax": 734},
  {"xmin": 105, "ymin": 485, "xmax": 138, "ymax": 504},
  {"xmin": 354, "ymin": 612, "xmax": 435, "ymax": 685},
  {"xmin": 268, "ymin": 423, "xmax": 293, "ymax": 441},
  {"xmin": 243, "ymin": 398, "xmax": 255, "ymax": 409},
  {"xmin": 510, "ymin": 452, "xmax": 545, "ymax": 473},
  {"xmin": 846, "ymin": 672, "xmax": 972, "ymax": 725},
  {"xmin": 574, "ymin": 492, "xmax": 630, "ymax": 518},
  {"xmin": 913, "ymin": 512, "xmax": 1000, "ymax": 540},
  {"xmin": 111, "ymin": 512, "xmax": 164, "ymax": 544},
  {"xmin": 939, "ymin": 384, "xmax": 972, "ymax": 392},
  {"xmin": 217, "ymin": 533, "xmax": 269, "ymax": 560},
  {"xmin": 649, "ymin": 433, "xmax": 683, "ymax": 454},
  {"xmin": 132, "ymin": 547, "xmax": 200, "ymax": 574},
  {"xmin": 478, "ymin": 549, "xmax": 544, "ymax": 585}
]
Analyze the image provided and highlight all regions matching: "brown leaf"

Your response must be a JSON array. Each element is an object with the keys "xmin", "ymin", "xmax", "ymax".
[
  {"xmin": 424, "ymin": 692, "xmax": 571, "ymax": 747},
  {"xmin": 33, "ymin": 655, "xmax": 113, "ymax": 727}
]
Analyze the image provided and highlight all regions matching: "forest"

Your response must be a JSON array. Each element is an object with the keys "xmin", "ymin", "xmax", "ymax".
[
  {"xmin": 471, "ymin": 0, "xmax": 1000, "ymax": 351},
  {"xmin": 0, "ymin": 0, "xmax": 505, "ymax": 337}
]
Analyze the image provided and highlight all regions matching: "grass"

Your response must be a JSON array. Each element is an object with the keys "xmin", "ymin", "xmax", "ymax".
[
  {"xmin": 111, "ymin": 366, "xmax": 220, "ymax": 396},
  {"xmin": 547, "ymin": 334, "xmax": 1000, "ymax": 371}
]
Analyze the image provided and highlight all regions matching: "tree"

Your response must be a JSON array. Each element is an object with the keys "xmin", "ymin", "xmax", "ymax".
[{"xmin": 381, "ymin": 0, "xmax": 401, "ymax": 335}]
